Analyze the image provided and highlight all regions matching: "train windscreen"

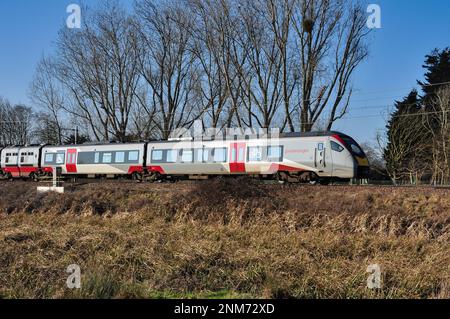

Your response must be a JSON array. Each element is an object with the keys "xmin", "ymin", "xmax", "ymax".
[{"xmin": 341, "ymin": 137, "xmax": 365, "ymax": 157}]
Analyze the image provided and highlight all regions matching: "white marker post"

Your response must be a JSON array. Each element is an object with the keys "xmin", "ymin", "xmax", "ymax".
[{"xmin": 37, "ymin": 167, "xmax": 64, "ymax": 194}]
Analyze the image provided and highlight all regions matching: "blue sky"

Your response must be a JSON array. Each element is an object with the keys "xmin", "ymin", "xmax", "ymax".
[{"xmin": 0, "ymin": 0, "xmax": 449, "ymax": 143}]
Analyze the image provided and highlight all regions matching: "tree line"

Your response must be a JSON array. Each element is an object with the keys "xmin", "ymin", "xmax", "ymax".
[
  {"xmin": 0, "ymin": 0, "xmax": 369, "ymax": 146},
  {"xmin": 383, "ymin": 48, "xmax": 450, "ymax": 185}
]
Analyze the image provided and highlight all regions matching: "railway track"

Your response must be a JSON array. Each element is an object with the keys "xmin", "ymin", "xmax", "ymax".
[{"xmin": 1, "ymin": 178, "xmax": 449, "ymax": 190}]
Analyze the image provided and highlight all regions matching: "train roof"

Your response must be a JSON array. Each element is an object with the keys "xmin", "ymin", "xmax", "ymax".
[
  {"xmin": 42, "ymin": 141, "xmax": 147, "ymax": 148},
  {"xmin": 1, "ymin": 145, "xmax": 42, "ymax": 149},
  {"xmin": 1, "ymin": 131, "xmax": 355, "ymax": 149},
  {"xmin": 137, "ymin": 131, "xmax": 354, "ymax": 144},
  {"xmin": 280, "ymin": 131, "xmax": 351, "ymax": 139}
]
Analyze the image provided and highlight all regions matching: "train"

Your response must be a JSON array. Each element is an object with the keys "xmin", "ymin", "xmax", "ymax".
[{"xmin": 0, "ymin": 131, "xmax": 370, "ymax": 184}]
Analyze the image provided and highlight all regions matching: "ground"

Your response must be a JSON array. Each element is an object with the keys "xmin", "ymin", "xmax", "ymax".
[{"xmin": 0, "ymin": 179, "xmax": 448, "ymax": 299}]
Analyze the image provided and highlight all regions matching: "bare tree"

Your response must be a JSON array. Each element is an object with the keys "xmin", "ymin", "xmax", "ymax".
[
  {"xmin": 266, "ymin": 0, "xmax": 299, "ymax": 132},
  {"xmin": 34, "ymin": 113, "xmax": 63, "ymax": 145},
  {"xmin": 234, "ymin": 0, "xmax": 285, "ymax": 129},
  {"xmin": 424, "ymin": 85, "xmax": 450, "ymax": 185},
  {"xmin": 55, "ymin": 3, "xmax": 142, "ymax": 142},
  {"xmin": 382, "ymin": 114, "xmax": 428, "ymax": 185},
  {"xmin": 193, "ymin": 0, "xmax": 249, "ymax": 128},
  {"xmin": 188, "ymin": 0, "xmax": 233, "ymax": 128},
  {"xmin": 28, "ymin": 0, "xmax": 371, "ymax": 142},
  {"xmin": 30, "ymin": 57, "xmax": 66, "ymax": 144},
  {"xmin": 136, "ymin": 0, "xmax": 205, "ymax": 139},
  {"xmin": 189, "ymin": 0, "xmax": 299, "ymax": 130},
  {"xmin": 292, "ymin": 0, "xmax": 369, "ymax": 131},
  {"xmin": 0, "ymin": 97, "xmax": 34, "ymax": 145}
]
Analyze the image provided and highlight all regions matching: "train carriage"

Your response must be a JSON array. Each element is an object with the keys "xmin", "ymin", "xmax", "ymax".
[
  {"xmin": 143, "ymin": 131, "xmax": 369, "ymax": 183},
  {"xmin": 0, "ymin": 145, "xmax": 49, "ymax": 180},
  {"xmin": 0, "ymin": 131, "xmax": 370, "ymax": 183},
  {"xmin": 40, "ymin": 143, "xmax": 147, "ymax": 178}
]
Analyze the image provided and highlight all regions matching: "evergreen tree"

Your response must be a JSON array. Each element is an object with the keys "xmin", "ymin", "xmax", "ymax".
[
  {"xmin": 385, "ymin": 47, "xmax": 450, "ymax": 184},
  {"xmin": 419, "ymin": 48, "xmax": 450, "ymax": 101}
]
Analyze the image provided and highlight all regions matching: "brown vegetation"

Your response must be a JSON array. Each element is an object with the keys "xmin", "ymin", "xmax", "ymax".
[{"xmin": 0, "ymin": 180, "xmax": 449, "ymax": 299}]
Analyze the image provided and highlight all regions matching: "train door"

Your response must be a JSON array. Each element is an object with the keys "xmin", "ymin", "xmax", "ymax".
[
  {"xmin": 66, "ymin": 149, "xmax": 78, "ymax": 173},
  {"xmin": 229, "ymin": 143, "xmax": 246, "ymax": 173},
  {"xmin": 314, "ymin": 142, "xmax": 331, "ymax": 174},
  {"xmin": 315, "ymin": 142, "xmax": 325, "ymax": 170}
]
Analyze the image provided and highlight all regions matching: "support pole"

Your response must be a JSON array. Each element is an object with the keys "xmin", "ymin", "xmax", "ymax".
[{"xmin": 37, "ymin": 166, "xmax": 64, "ymax": 194}]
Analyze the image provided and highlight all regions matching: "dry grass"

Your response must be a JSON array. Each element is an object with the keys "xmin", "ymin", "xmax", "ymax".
[{"xmin": 0, "ymin": 179, "xmax": 449, "ymax": 299}]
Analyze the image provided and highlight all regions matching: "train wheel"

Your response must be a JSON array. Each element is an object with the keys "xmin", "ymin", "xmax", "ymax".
[
  {"xmin": 275, "ymin": 172, "xmax": 286, "ymax": 184},
  {"xmin": 309, "ymin": 173, "xmax": 320, "ymax": 185},
  {"xmin": 29, "ymin": 173, "xmax": 39, "ymax": 182},
  {"xmin": 132, "ymin": 172, "xmax": 143, "ymax": 183},
  {"xmin": 146, "ymin": 172, "xmax": 159, "ymax": 183}
]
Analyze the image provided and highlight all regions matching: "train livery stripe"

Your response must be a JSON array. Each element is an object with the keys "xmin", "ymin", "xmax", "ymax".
[
  {"xmin": 128, "ymin": 166, "xmax": 144, "ymax": 174},
  {"xmin": 146, "ymin": 166, "xmax": 165, "ymax": 174},
  {"xmin": 3, "ymin": 166, "xmax": 39, "ymax": 177},
  {"xmin": 3, "ymin": 167, "xmax": 21, "ymax": 177}
]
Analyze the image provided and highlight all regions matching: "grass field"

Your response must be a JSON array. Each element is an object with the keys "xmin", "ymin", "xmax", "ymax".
[{"xmin": 0, "ymin": 179, "xmax": 448, "ymax": 299}]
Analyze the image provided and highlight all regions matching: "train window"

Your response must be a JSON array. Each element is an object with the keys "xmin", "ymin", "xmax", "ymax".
[
  {"xmin": 56, "ymin": 153, "xmax": 65, "ymax": 164},
  {"xmin": 128, "ymin": 151, "xmax": 139, "ymax": 162},
  {"xmin": 20, "ymin": 157, "xmax": 25, "ymax": 163},
  {"xmin": 102, "ymin": 153, "xmax": 112, "ymax": 164},
  {"xmin": 166, "ymin": 150, "xmax": 177, "ymax": 163},
  {"xmin": 181, "ymin": 150, "xmax": 194, "ymax": 163},
  {"xmin": 67, "ymin": 153, "xmax": 72, "ymax": 164},
  {"xmin": 78, "ymin": 152, "xmax": 93, "ymax": 165},
  {"xmin": 5, "ymin": 157, "xmax": 9, "ymax": 163},
  {"xmin": 203, "ymin": 149, "xmax": 210, "ymax": 162},
  {"xmin": 152, "ymin": 150, "xmax": 163, "ymax": 161},
  {"xmin": 331, "ymin": 141, "xmax": 344, "ymax": 152},
  {"xmin": 238, "ymin": 148, "xmax": 245, "ymax": 162},
  {"xmin": 342, "ymin": 137, "xmax": 364, "ymax": 156},
  {"xmin": 196, "ymin": 149, "xmax": 209, "ymax": 163},
  {"xmin": 45, "ymin": 153, "xmax": 54, "ymax": 164},
  {"xmin": 248, "ymin": 147, "xmax": 263, "ymax": 162},
  {"xmin": 213, "ymin": 148, "xmax": 227, "ymax": 163},
  {"xmin": 267, "ymin": 146, "xmax": 283, "ymax": 162},
  {"xmin": 94, "ymin": 152, "xmax": 100, "ymax": 164},
  {"xmin": 351, "ymin": 144, "xmax": 363, "ymax": 156},
  {"xmin": 115, "ymin": 152, "xmax": 125, "ymax": 163}
]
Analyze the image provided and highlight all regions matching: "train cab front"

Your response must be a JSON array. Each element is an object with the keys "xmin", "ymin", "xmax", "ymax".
[{"xmin": 332, "ymin": 134, "xmax": 370, "ymax": 179}]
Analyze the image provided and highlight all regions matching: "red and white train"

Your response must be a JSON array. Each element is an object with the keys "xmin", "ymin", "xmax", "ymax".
[{"xmin": 0, "ymin": 131, "xmax": 370, "ymax": 183}]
